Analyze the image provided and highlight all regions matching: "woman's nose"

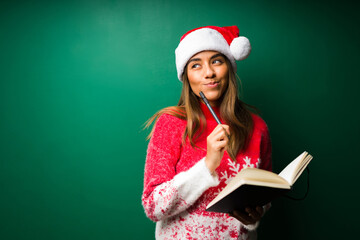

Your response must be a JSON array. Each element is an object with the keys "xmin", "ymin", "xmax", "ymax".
[{"xmin": 204, "ymin": 65, "xmax": 215, "ymax": 78}]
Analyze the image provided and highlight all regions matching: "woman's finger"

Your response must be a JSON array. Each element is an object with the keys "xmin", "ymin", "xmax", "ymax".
[
  {"xmin": 256, "ymin": 206, "xmax": 264, "ymax": 217},
  {"xmin": 231, "ymin": 211, "xmax": 249, "ymax": 225},
  {"xmin": 231, "ymin": 210, "xmax": 255, "ymax": 225},
  {"xmin": 245, "ymin": 207, "xmax": 260, "ymax": 220},
  {"xmin": 212, "ymin": 124, "xmax": 230, "ymax": 136},
  {"xmin": 221, "ymin": 125, "xmax": 230, "ymax": 136},
  {"xmin": 207, "ymin": 135, "xmax": 228, "ymax": 150},
  {"xmin": 214, "ymin": 132, "xmax": 228, "ymax": 142},
  {"xmin": 212, "ymin": 141, "xmax": 228, "ymax": 152}
]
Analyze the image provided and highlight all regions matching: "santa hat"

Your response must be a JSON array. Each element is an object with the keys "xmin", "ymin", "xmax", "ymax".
[{"xmin": 175, "ymin": 26, "xmax": 251, "ymax": 81}]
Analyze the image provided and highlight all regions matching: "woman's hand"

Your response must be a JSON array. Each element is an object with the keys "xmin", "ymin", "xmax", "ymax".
[
  {"xmin": 205, "ymin": 124, "xmax": 230, "ymax": 174},
  {"xmin": 229, "ymin": 206, "xmax": 264, "ymax": 225}
]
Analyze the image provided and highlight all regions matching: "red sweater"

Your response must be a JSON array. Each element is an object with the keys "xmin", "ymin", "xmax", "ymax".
[{"xmin": 142, "ymin": 102, "xmax": 272, "ymax": 239}]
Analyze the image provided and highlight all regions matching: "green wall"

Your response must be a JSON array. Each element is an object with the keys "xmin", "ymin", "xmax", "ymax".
[{"xmin": 1, "ymin": 0, "xmax": 359, "ymax": 239}]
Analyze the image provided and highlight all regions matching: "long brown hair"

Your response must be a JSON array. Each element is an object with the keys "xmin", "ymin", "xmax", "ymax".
[{"xmin": 145, "ymin": 57, "xmax": 255, "ymax": 161}]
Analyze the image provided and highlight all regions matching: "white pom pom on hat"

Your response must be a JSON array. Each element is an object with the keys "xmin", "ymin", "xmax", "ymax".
[
  {"xmin": 175, "ymin": 25, "xmax": 251, "ymax": 81},
  {"xmin": 230, "ymin": 36, "xmax": 251, "ymax": 61}
]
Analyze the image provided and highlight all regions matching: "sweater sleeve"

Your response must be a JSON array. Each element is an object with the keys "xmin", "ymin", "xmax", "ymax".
[{"xmin": 142, "ymin": 114, "xmax": 219, "ymax": 222}]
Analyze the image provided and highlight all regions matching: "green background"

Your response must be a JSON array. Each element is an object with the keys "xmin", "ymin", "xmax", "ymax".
[{"xmin": 1, "ymin": 0, "xmax": 359, "ymax": 239}]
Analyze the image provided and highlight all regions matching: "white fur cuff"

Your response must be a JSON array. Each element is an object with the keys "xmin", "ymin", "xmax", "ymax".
[
  {"xmin": 173, "ymin": 158, "xmax": 220, "ymax": 204},
  {"xmin": 243, "ymin": 221, "xmax": 260, "ymax": 231}
]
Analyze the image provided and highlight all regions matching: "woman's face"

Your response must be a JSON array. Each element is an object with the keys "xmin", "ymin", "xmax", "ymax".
[{"xmin": 186, "ymin": 51, "xmax": 229, "ymax": 106}]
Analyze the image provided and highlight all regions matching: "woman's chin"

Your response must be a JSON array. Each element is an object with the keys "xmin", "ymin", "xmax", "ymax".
[{"xmin": 204, "ymin": 94, "xmax": 222, "ymax": 105}]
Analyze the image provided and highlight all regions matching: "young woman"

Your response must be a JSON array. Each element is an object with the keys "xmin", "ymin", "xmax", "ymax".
[{"xmin": 142, "ymin": 26, "xmax": 272, "ymax": 239}]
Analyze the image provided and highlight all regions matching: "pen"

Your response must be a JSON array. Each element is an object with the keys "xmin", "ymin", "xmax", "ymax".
[
  {"xmin": 199, "ymin": 91, "xmax": 230, "ymax": 141},
  {"xmin": 199, "ymin": 91, "xmax": 222, "ymax": 124}
]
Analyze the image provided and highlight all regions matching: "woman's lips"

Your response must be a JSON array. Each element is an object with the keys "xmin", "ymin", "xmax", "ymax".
[{"xmin": 205, "ymin": 82, "xmax": 219, "ymax": 87}]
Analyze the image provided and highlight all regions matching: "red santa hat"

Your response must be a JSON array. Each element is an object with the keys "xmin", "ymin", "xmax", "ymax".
[{"xmin": 175, "ymin": 26, "xmax": 251, "ymax": 81}]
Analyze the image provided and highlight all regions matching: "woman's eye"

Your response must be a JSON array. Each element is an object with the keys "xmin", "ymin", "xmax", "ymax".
[
  {"xmin": 191, "ymin": 63, "xmax": 200, "ymax": 69},
  {"xmin": 213, "ymin": 59, "xmax": 223, "ymax": 64}
]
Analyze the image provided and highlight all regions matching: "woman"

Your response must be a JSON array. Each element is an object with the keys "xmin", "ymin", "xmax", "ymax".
[{"xmin": 142, "ymin": 26, "xmax": 272, "ymax": 239}]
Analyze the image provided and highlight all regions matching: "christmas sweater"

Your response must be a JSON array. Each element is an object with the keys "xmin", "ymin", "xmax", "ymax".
[{"xmin": 142, "ymin": 102, "xmax": 272, "ymax": 240}]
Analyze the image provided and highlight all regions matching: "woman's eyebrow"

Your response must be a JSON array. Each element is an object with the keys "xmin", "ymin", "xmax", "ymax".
[
  {"xmin": 188, "ymin": 53, "xmax": 224, "ymax": 64},
  {"xmin": 189, "ymin": 54, "xmax": 223, "ymax": 62},
  {"xmin": 210, "ymin": 53, "xmax": 224, "ymax": 59},
  {"xmin": 188, "ymin": 58, "xmax": 201, "ymax": 64}
]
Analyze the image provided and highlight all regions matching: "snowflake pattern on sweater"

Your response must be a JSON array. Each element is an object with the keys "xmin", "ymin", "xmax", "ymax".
[{"xmin": 142, "ymin": 103, "xmax": 272, "ymax": 239}]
